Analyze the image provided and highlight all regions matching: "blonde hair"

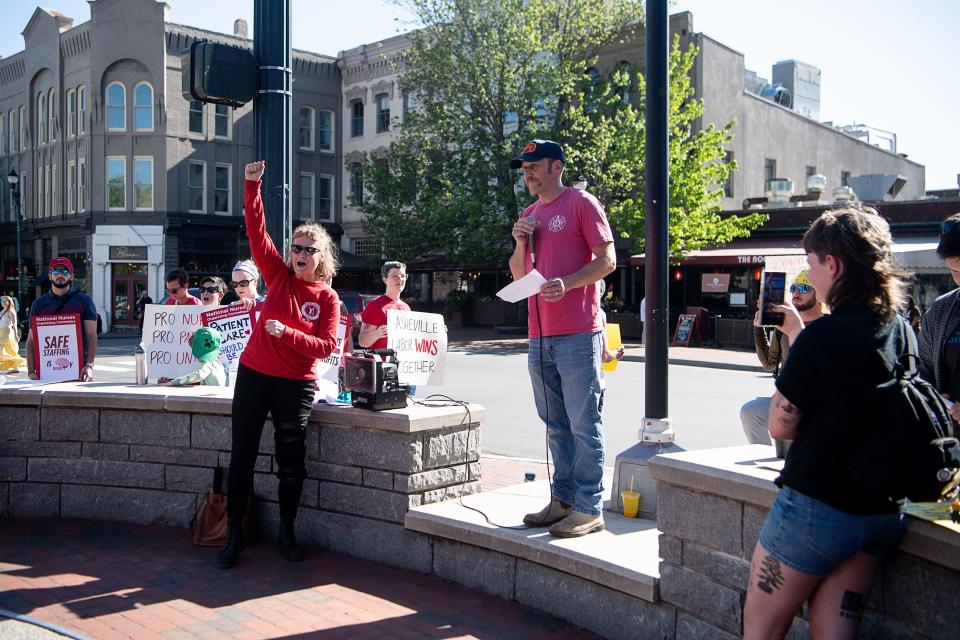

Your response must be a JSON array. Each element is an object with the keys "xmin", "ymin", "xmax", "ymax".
[
  {"xmin": 290, "ymin": 222, "xmax": 339, "ymax": 281},
  {"xmin": 1, "ymin": 296, "xmax": 17, "ymax": 326}
]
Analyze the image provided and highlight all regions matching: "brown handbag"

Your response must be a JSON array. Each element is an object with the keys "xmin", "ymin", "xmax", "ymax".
[{"xmin": 190, "ymin": 468, "xmax": 253, "ymax": 547}]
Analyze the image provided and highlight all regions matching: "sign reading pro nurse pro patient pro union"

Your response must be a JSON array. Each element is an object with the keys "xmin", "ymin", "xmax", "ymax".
[
  {"xmin": 386, "ymin": 310, "xmax": 447, "ymax": 386},
  {"xmin": 32, "ymin": 313, "xmax": 83, "ymax": 382}
]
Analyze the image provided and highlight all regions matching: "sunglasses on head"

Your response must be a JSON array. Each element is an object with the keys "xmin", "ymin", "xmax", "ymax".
[
  {"xmin": 49, "ymin": 268, "xmax": 72, "ymax": 276},
  {"xmin": 230, "ymin": 279, "xmax": 251, "ymax": 289},
  {"xmin": 789, "ymin": 284, "xmax": 813, "ymax": 294},
  {"xmin": 941, "ymin": 220, "xmax": 960, "ymax": 236},
  {"xmin": 291, "ymin": 244, "xmax": 320, "ymax": 256},
  {"xmin": 200, "ymin": 286, "xmax": 221, "ymax": 294}
]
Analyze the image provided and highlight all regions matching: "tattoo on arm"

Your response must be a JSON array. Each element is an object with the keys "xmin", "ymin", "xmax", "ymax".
[
  {"xmin": 757, "ymin": 555, "xmax": 786, "ymax": 594},
  {"xmin": 839, "ymin": 590, "xmax": 865, "ymax": 621}
]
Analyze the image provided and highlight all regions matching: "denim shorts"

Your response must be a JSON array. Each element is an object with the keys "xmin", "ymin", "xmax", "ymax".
[{"xmin": 759, "ymin": 486, "xmax": 904, "ymax": 576}]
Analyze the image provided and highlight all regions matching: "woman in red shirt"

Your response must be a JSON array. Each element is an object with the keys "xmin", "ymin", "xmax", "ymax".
[{"xmin": 217, "ymin": 161, "xmax": 340, "ymax": 569}]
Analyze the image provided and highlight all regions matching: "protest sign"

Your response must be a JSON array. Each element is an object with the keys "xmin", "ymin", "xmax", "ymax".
[
  {"xmin": 201, "ymin": 305, "xmax": 255, "ymax": 381},
  {"xmin": 32, "ymin": 314, "xmax": 83, "ymax": 382},
  {"xmin": 315, "ymin": 315, "xmax": 349, "ymax": 403},
  {"xmin": 141, "ymin": 304, "xmax": 218, "ymax": 381},
  {"xmin": 386, "ymin": 310, "xmax": 446, "ymax": 386}
]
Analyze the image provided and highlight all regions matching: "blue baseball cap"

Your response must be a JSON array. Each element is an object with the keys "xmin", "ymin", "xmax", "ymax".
[{"xmin": 510, "ymin": 139, "xmax": 566, "ymax": 169}]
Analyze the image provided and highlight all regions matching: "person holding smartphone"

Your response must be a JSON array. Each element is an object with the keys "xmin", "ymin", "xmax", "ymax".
[{"xmin": 740, "ymin": 270, "xmax": 824, "ymax": 445}]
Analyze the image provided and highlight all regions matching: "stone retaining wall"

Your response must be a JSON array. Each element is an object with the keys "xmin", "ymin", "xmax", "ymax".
[
  {"xmin": 651, "ymin": 446, "xmax": 958, "ymax": 640},
  {"xmin": 0, "ymin": 383, "xmax": 482, "ymax": 571}
]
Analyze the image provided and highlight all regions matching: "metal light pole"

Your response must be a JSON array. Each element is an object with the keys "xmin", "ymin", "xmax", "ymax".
[
  {"xmin": 253, "ymin": 0, "xmax": 293, "ymax": 253},
  {"xmin": 7, "ymin": 169, "xmax": 24, "ymax": 307}
]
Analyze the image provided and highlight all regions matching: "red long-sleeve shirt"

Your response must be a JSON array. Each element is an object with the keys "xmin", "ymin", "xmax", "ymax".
[{"xmin": 239, "ymin": 179, "xmax": 340, "ymax": 380}]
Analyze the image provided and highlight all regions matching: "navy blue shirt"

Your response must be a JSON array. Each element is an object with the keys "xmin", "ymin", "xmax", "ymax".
[{"xmin": 30, "ymin": 289, "xmax": 98, "ymax": 362}]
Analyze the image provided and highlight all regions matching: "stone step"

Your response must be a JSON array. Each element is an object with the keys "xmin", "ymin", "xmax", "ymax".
[{"xmin": 404, "ymin": 479, "xmax": 662, "ymax": 602}]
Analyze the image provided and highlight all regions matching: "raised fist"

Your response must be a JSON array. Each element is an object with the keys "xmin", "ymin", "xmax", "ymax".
[{"xmin": 245, "ymin": 161, "xmax": 265, "ymax": 181}]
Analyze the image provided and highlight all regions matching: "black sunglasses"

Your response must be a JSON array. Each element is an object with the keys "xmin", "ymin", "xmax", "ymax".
[
  {"xmin": 941, "ymin": 220, "xmax": 960, "ymax": 236},
  {"xmin": 200, "ymin": 286, "xmax": 221, "ymax": 294},
  {"xmin": 291, "ymin": 244, "xmax": 320, "ymax": 256},
  {"xmin": 167, "ymin": 286, "xmax": 182, "ymax": 294},
  {"xmin": 230, "ymin": 279, "xmax": 251, "ymax": 288}
]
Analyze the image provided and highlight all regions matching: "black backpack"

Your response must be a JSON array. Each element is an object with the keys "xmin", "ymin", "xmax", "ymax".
[{"xmin": 850, "ymin": 317, "xmax": 960, "ymax": 504}]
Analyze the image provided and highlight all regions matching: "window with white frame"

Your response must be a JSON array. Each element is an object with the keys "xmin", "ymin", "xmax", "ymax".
[
  {"xmin": 78, "ymin": 158, "xmax": 86, "ymax": 212},
  {"xmin": 66, "ymin": 89, "xmax": 75, "ymax": 138},
  {"xmin": 352, "ymin": 238, "xmax": 379, "ymax": 256},
  {"xmin": 317, "ymin": 175, "xmax": 333, "ymax": 220},
  {"xmin": 50, "ymin": 163, "xmax": 57, "ymax": 215},
  {"xmin": 106, "ymin": 82, "xmax": 125, "ymax": 131},
  {"xmin": 214, "ymin": 104, "xmax": 230, "ymax": 138},
  {"xmin": 106, "ymin": 157, "xmax": 125, "ymax": 210},
  {"xmin": 299, "ymin": 172, "xmax": 314, "ymax": 218},
  {"xmin": 299, "ymin": 107, "xmax": 314, "ymax": 150},
  {"xmin": 349, "ymin": 162, "xmax": 363, "ymax": 205},
  {"xmin": 48, "ymin": 89, "xmax": 56, "ymax": 142},
  {"xmin": 318, "ymin": 110, "xmax": 333, "ymax": 151},
  {"xmin": 134, "ymin": 157, "xmax": 153, "ymax": 210},
  {"xmin": 350, "ymin": 100, "xmax": 364, "ymax": 137},
  {"xmin": 37, "ymin": 166, "xmax": 44, "ymax": 217},
  {"xmin": 188, "ymin": 161, "xmax": 205, "ymax": 212},
  {"xmin": 19, "ymin": 106, "xmax": 26, "ymax": 150},
  {"xmin": 37, "ymin": 92, "xmax": 47, "ymax": 145},
  {"xmin": 67, "ymin": 161, "xmax": 76, "ymax": 213},
  {"xmin": 376, "ymin": 94, "xmax": 390, "ymax": 133},
  {"xmin": 134, "ymin": 83, "xmax": 153, "ymax": 131},
  {"xmin": 214, "ymin": 163, "xmax": 231, "ymax": 214},
  {"xmin": 188, "ymin": 100, "xmax": 203, "ymax": 134},
  {"xmin": 8, "ymin": 110, "xmax": 16, "ymax": 153},
  {"xmin": 77, "ymin": 86, "xmax": 86, "ymax": 135}
]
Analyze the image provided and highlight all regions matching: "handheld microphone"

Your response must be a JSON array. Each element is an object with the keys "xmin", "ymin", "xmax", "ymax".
[{"xmin": 528, "ymin": 217, "xmax": 537, "ymax": 266}]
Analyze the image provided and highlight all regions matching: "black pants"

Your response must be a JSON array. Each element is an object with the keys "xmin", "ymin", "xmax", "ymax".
[{"xmin": 227, "ymin": 363, "xmax": 315, "ymax": 523}]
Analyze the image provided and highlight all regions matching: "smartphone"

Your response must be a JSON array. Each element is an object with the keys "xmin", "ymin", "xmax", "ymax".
[{"xmin": 760, "ymin": 271, "xmax": 786, "ymax": 326}]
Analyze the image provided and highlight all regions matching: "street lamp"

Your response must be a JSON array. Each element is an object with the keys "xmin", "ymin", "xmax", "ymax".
[{"xmin": 7, "ymin": 169, "xmax": 24, "ymax": 308}]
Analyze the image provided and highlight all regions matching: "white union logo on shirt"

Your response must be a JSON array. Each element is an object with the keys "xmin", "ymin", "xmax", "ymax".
[{"xmin": 301, "ymin": 302, "xmax": 321, "ymax": 321}]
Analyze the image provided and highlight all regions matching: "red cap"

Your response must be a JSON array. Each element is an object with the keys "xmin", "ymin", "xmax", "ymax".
[{"xmin": 49, "ymin": 257, "xmax": 74, "ymax": 272}]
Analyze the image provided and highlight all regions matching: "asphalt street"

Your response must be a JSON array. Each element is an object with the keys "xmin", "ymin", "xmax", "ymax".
[{"xmin": 22, "ymin": 335, "xmax": 773, "ymax": 464}]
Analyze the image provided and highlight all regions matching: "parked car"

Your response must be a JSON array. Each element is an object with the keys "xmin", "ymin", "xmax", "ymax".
[{"xmin": 336, "ymin": 290, "xmax": 380, "ymax": 345}]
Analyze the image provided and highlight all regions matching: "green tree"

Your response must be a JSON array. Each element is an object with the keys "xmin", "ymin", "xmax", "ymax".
[{"xmin": 361, "ymin": 0, "xmax": 765, "ymax": 265}]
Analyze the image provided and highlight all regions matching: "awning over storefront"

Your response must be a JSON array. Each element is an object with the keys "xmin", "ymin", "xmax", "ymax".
[
  {"xmin": 892, "ymin": 237, "xmax": 942, "ymax": 271},
  {"xmin": 629, "ymin": 239, "xmax": 805, "ymax": 268}
]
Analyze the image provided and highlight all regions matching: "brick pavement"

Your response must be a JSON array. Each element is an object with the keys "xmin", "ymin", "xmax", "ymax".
[{"xmin": 0, "ymin": 455, "xmax": 595, "ymax": 640}]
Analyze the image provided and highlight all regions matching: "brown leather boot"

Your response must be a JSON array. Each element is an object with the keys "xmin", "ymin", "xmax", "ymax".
[
  {"xmin": 522, "ymin": 497, "xmax": 572, "ymax": 526},
  {"xmin": 548, "ymin": 511, "xmax": 605, "ymax": 538}
]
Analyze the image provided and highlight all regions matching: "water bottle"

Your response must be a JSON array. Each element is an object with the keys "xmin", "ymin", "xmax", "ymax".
[{"xmin": 134, "ymin": 344, "xmax": 146, "ymax": 385}]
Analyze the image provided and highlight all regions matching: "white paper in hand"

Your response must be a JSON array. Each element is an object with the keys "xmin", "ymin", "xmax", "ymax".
[{"xmin": 497, "ymin": 269, "xmax": 547, "ymax": 303}]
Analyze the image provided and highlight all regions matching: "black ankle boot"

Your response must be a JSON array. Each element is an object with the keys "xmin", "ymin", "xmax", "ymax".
[
  {"xmin": 278, "ymin": 520, "xmax": 304, "ymax": 562},
  {"xmin": 216, "ymin": 520, "xmax": 244, "ymax": 569}
]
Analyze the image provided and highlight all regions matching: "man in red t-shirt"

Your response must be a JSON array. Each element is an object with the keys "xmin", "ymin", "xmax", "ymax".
[
  {"xmin": 164, "ymin": 268, "xmax": 200, "ymax": 305},
  {"xmin": 509, "ymin": 139, "xmax": 615, "ymax": 539},
  {"xmin": 359, "ymin": 261, "xmax": 410, "ymax": 350}
]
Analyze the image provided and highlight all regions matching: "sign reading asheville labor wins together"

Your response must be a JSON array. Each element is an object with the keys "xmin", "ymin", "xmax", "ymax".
[
  {"xmin": 386, "ymin": 310, "xmax": 447, "ymax": 386},
  {"xmin": 32, "ymin": 313, "xmax": 83, "ymax": 382}
]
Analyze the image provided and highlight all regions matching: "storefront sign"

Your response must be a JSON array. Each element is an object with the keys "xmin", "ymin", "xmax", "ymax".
[
  {"xmin": 701, "ymin": 273, "xmax": 731, "ymax": 293},
  {"xmin": 32, "ymin": 314, "xmax": 83, "ymax": 382},
  {"xmin": 387, "ymin": 310, "xmax": 447, "ymax": 386},
  {"xmin": 109, "ymin": 246, "xmax": 148, "ymax": 261},
  {"xmin": 736, "ymin": 255, "xmax": 765, "ymax": 264}
]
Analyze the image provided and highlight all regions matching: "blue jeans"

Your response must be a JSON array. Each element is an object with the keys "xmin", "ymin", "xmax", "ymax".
[{"xmin": 528, "ymin": 332, "xmax": 605, "ymax": 516}]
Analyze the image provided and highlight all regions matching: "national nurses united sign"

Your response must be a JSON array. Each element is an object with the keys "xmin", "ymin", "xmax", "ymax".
[
  {"xmin": 32, "ymin": 313, "xmax": 83, "ymax": 382},
  {"xmin": 201, "ymin": 305, "xmax": 255, "ymax": 373}
]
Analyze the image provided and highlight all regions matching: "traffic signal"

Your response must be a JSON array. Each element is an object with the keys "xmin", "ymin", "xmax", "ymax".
[{"xmin": 182, "ymin": 41, "xmax": 256, "ymax": 108}]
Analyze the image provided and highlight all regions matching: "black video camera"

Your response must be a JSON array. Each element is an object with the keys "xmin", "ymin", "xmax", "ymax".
[{"xmin": 342, "ymin": 349, "xmax": 409, "ymax": 410}]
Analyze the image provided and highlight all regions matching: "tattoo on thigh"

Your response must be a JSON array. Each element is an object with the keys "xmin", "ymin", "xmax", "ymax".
[
  {"xmin": 839, "ymin": 590, "xmax": 865, "ymax": 621},
  {"xmin": 757, "ymin": 555, "xmax": 786, "ymax": 594}
]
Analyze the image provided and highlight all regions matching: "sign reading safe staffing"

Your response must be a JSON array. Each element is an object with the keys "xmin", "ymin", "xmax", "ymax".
[
  {"xmin": 32, "ymin": 313, "xmax": 83, "ymax": 382},
  {"xmin": 672, "ymin": 314, "xmax": 698, "ymax": 347}
]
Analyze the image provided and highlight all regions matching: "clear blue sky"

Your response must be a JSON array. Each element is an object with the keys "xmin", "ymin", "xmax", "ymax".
[{"xmin": 2, "ymin": 0, "xmax": 957, "ymax": 189}]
